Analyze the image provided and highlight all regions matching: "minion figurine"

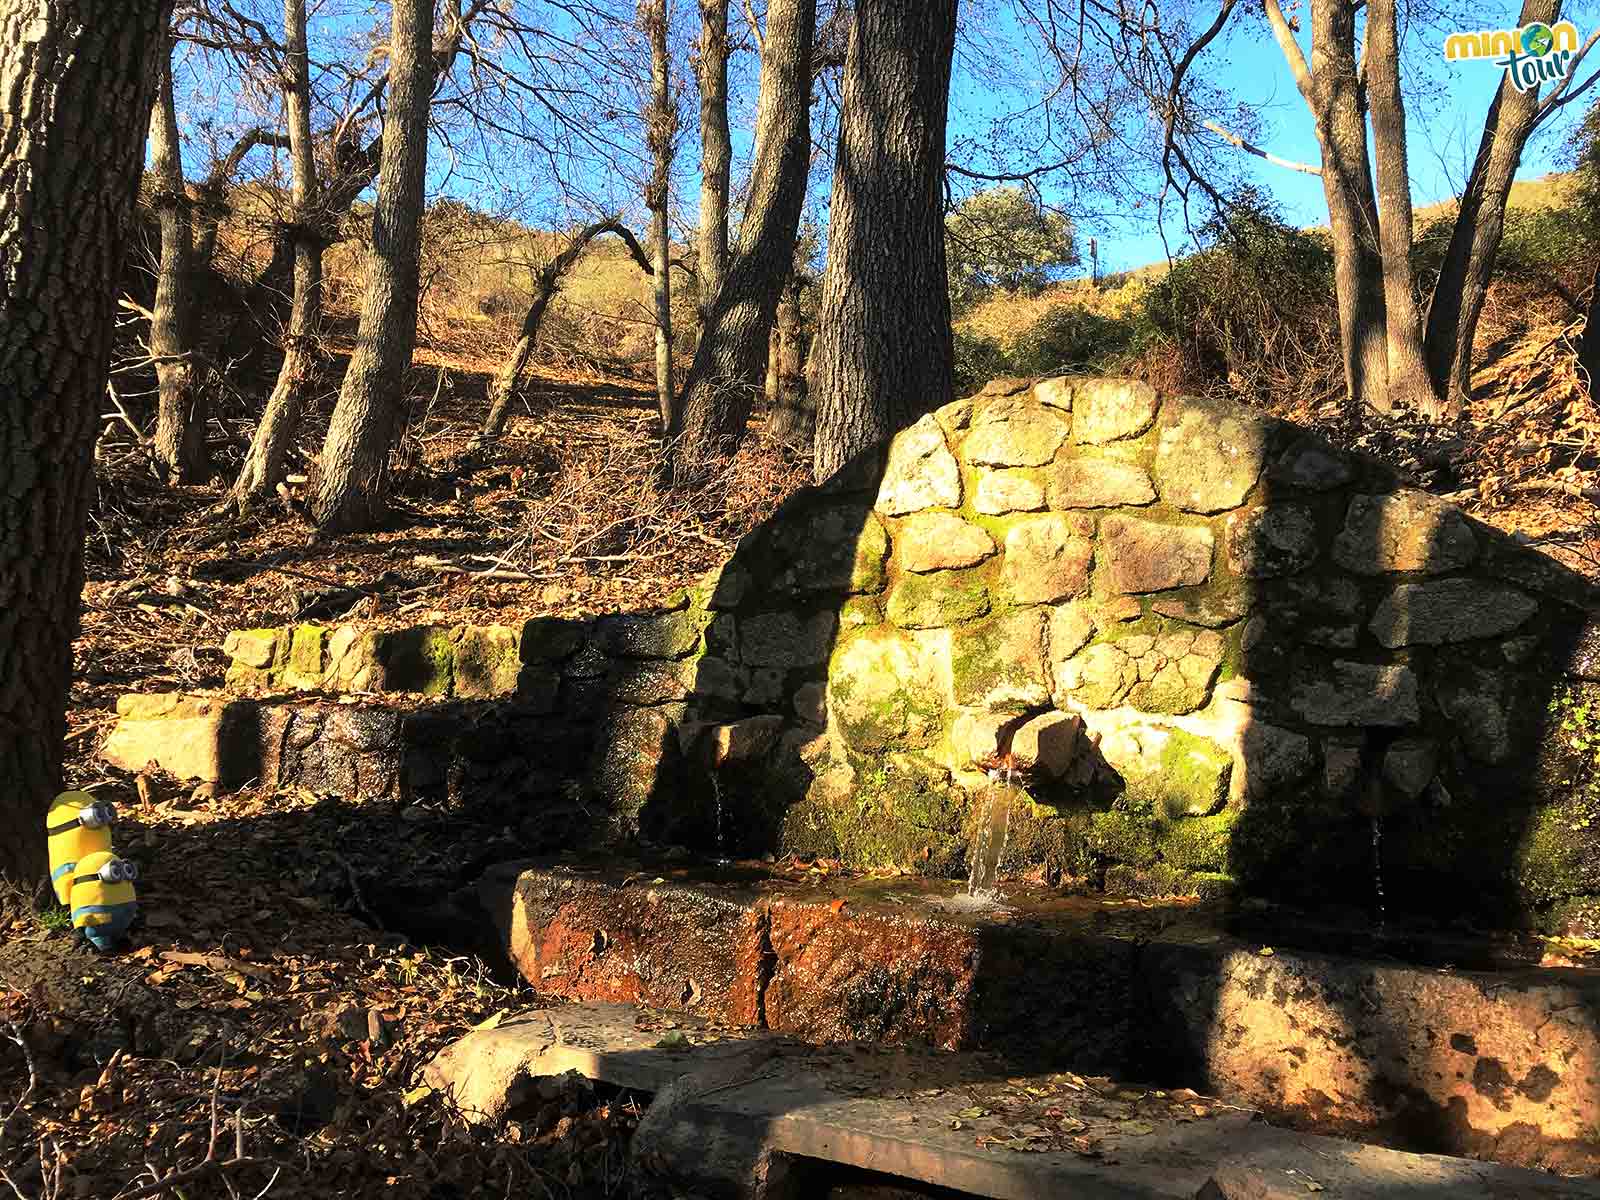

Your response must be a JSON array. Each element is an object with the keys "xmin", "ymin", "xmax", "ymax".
[
  {"xmin": 46, "ymin": 792, "xmax": 117, "ymax": 905},
  {"xmin": 68, "ymin": 851, "xmax": 139, "ymax": 951}
]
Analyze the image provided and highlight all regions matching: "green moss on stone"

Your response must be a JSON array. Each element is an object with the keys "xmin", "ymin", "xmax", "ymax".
[
  {"xmin": 886, "ymin": 569, "xmax": 991, "ymax": 628},
  {"xmin": 1087, "ymin": 809, "xmax": 1159, "ymax": 868},
  {"xmin": 453, "ymin": 625, "xmax": 521, "ymax": 697},
  {"xmin": 1121, "ymin": 727, "xmax": 1232, "ymax": 819},
  {"xmin": 1517, "ymin": 792, "xmax": 1600, "ymax": 907},
  {"xmin": 1159, "ymin": 810, "xmax": 1238, "ymax": 872},
  {"xmin": 786, "ymin": 759, "xmax": 966, "ymax": 874},
  {"xmin": 383, "ymin": 626, "xmax": 455, "ymax": 695},
  {"xmin": 839, "ymin": 596, "xmax": 883, "ymax": 629},
  {"xmin": 283, "ymin": 624, "xmax": 327, "ymax": 688}
]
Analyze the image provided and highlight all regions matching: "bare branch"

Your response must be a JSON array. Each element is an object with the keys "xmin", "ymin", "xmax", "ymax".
[{"xmin": 1202, "ymin": 119, "xmax": 1321, "ymax": 174}]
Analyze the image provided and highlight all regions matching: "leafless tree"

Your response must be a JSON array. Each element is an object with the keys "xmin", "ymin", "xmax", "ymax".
[
  {"xmin": 477, "ymin": 218, "xmax": 655, "ymax": 444},
  {"xmin": 311, "ymin": 0, "xmax": 437, "ymax": 533},
  {"xmin": 675, "ymin": 0, "xmax": 817, "ymax": 454},
  {"xmin": 641, "ymin": 0, "xmax": 679, "ymax": 430},
  {"xmin": 149, "ymin": 31, "xmax": 212, "ymax": 481}
]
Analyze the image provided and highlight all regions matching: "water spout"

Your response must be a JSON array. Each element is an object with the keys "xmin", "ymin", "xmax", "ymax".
[{"xmin": 968, "ymin": 766, "xmax": 1017, "ymax": 899}]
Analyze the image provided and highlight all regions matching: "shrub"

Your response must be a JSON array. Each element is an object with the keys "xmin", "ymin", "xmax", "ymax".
[{"xmin": 1141, "ymin": 197, "xmax": 1342, "ymax": 409}]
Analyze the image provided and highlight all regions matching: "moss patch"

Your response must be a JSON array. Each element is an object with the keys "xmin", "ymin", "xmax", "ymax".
[
  {"xmin": 1159, "ymin": 810, "xmax": 1238, "ymax": 872},
  {"xmin": 885, "ymin": 570, "xmax": 991, "ymax": 629},
  {"xmin": 783, "ymin": 758, "xmax": 967, "ymax": 874},
  {"xmin": 383, "ymin": 626, "xmax": 455, "ymax": 696}
]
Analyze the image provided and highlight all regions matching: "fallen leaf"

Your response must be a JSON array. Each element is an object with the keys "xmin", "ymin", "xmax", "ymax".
[
  {"xmin": 956, "ymin": 1106, "xmax": 989, "ymax": 1119},
  {"xmin": 829, "ymin": 898, "xmax": 848, "ymax": 914},
  {"xmin": 472, "ymin": 1010, "xmax": 507, "ymax": 1031}
]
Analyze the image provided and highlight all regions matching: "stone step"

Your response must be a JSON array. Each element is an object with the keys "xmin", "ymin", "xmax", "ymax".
[
  {"xmin": 477, "ymin": 857, "xmax": 1600, "ymax": 1175},
  {"xmin": 423, "ymin": 1001, "xmax": 1600, "ymax": 1200}
]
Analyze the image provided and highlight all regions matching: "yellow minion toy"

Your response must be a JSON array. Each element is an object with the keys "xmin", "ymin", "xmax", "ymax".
[
  {"xmin": 68, "ymin": 851, "xmax": 139, "ymax": 951},
  {"xmin": 46, "ymin": 792, "xmax": 117, "ymax": 905}
]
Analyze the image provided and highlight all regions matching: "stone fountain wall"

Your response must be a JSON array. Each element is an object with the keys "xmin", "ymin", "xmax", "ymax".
[{"xmin": 111, "ymin": 376, "xmax": 1600, "ymax": 929}]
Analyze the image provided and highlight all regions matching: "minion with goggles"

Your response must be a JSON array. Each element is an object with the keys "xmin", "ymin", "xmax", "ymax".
[
  {"xmin": 46, "ymin": 792, "xmax": 117, "ymax": 905},
  {"xmin": 68, "ymin": 851, "xmax": 139, "ymax": 950}
]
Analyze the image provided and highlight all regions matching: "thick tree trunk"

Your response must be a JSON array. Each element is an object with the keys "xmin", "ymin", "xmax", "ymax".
[
  {"xmin": 149, "ymin": 39, "xmax": 209, "ymax": 482},
  {"xmin": 810, "ymin": 0, "xmax": 958, "ymax": 482},
  {"xmin": 232, "ymin": 0, "xmax": 323, "ymax": 508},
  {"xmin": 478, "ymin": 219, "xmax": 653, "ymax": 444},
  {"xmin": 1424, "ymin": 0, "xmax": 1557, "ymax": 412},
  {"xmin": 676, "ymin": 0, "xmax": 817, "ymax": 453},
  {"xmin": 1365, "ymin": 0, "xmax": 1439, "ymax": 415},
  {"xmin": 696, "ymin": 0, "xmax": 731, "ymax": 318},
  {"xmin": 767, "ymin": 276, "xmax": 813, "ymax": 449},
  {"xmin": 1266, "ymin": 0, "xmax": 1388, "ymax": 417},
  {"xmin": 0, "ymin": 1, "xmax": 170, "ymax": 887},
  {"xmin": 643, "ymin": 0, "xmax": 677, "ymax": 431},
  {"xmin": 310, "ymin": 0, "xmax": 435, "ymax": 533}
]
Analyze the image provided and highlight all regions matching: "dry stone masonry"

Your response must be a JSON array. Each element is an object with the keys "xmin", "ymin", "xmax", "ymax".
[{"xmin": 106, "ymin": 377, "xmax": 1600, "ymax": 932}]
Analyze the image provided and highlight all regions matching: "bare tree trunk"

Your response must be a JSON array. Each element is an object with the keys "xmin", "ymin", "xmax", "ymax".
[
  {"xmin": 310, "ymin": 0, "xmax": 435, "ymax": 533},
  {"xmin": 232, "ymin": 0, "xmax": 322, "ymax": 508},
  {"xmin": 478, "ymin": 219, "xmax": 653, "ymax": 444},
  {"xmin": 1423, "ymin": 0, "xmax": 1557, "ymax": 412},
  {"xmin": 676, "ymin": 0, "xmax": 817, "ymax": 452},
  {"xmin": 1264, "ymin": 0, "xmax": 1389, "ymax": 417},
  {"xmin": 0, "ymin": 0, "xmax": 169, "ymax": 887},
  {"xmin": 642, "ymin": 0, "xmax": 677, "ymax": 431},
  {"xmin": 767, "ymin": 275, "xmax": 813, "ymax": 449},
  {"xmin": 811, "ymin": 0, "xmax": 958, "ymax": 482},
  {"xmin": 149, "ymin": 37, "xmax": 209, "ymax": 482},
  {"xmin": 696, "ymin": 0, "xmax": 731, "ymax": 317},
  {"xmin": 764, "ymin": 322, "xmax": 781, "ymax": 408},
  {"xmin": 1366, "ymin": 0, "xmax": 1439, "ymax": 415}
]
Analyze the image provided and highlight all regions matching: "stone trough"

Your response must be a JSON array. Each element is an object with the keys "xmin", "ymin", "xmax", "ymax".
[
  {"xmin": 478, "ymin": 857, "xmax": 1600, "ymax": 1175},
  {"xmin": 421, "ymin": 1000, "xmax": 1600, "ymax": 1199}
]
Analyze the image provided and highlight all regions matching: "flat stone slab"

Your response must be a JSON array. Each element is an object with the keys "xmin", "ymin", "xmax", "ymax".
[
  {"xmin": 425, "ymin": 1001, "xmax": 1600, "ymax": 1200},
  {"xmin": 478, "ymin": 858, "xmax": 1600, "ymax": 1175}
]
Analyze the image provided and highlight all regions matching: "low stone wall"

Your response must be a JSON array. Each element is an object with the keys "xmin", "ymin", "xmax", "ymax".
[{"xmin": 111, "ymin": 376, "xmax": 1600, "ymax": 929}]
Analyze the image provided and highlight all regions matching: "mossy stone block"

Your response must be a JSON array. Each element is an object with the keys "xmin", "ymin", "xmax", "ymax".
[
  {"xmin": 383, "ymin": 626, "xmax": 455, "ymax": 696},
  {"xmin": 454, "ymin": 625, "xmax": 521, "ymax": 697},
  {"xmin": 886, "ymin": 570, "xmax": 991, "ymax": 629},
  {"xmin": 282, "ymin": 624, "xmax": 328, "ymax": 689},
  {"xmin": 520, "ymin": 617, "xmax": 587, "ymax": 662}
]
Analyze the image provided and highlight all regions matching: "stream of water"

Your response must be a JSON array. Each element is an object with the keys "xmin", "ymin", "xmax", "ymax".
[
  {"xmin": 1371, "ymin": 814, "xmax": 1386, "ymax": 931},
  {"xmin": 967, "ymin": 770, "xmax": 1017, "ymax": 899}
]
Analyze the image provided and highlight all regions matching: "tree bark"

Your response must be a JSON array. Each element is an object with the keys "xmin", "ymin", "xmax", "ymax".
[
  {"xmin": 0, "ymin": 0, "xmax": 170, "ymax": 887},
  {"xmin": 642, "ymin": 0, "xmax": 677, "ymax": 431},
  {"xmin": 1264, "ymin": 0, "xmax": 1389, "ymax": 416},
  {"xmin": 676, "ymin": 0, "xmax": 817, "ymax": 453},
  {"xmin": 696, "ymin": 0, "xmax": 731, "ymax": 318},
  {"xmin": 766, "ymin": 275, "xmax": 813, "ymax": 449},
  {"xmin": 810, "ymin": 0, "xmax": 958, "ymax": 482},
  {"xmin": 1423, "ymin": 0, "xmax": 1557, "ymax": 411},
  {"xmin": 310, "ymin": 0, "xmax": 435, "ymax": 533},
  {"xmin": 1365, "ymin": 0, "xmax": 1440, "ymax": 415},
  {"xmin": 232, "ymin": 0, "xmax": 323, "ymax": 508},
  {"xmin": 478, "ymin": 219, "xmax": 653, "ymax": 444},
  {"xmin": 149, "ymin": 36, "xmax": 209, "ymax": 482}
]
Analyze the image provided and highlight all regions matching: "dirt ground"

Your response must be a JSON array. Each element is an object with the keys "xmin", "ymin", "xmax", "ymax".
[{"xmin": 5, "ymin": 310, "xmax": 1600, "ymax": 1196}]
